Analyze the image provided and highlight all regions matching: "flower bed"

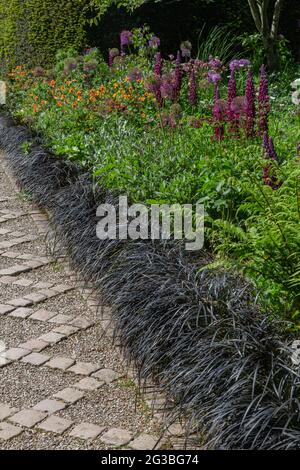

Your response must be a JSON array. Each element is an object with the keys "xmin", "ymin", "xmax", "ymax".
[{"xmin": 1, "ymin": 26, "xmax": 300, "ymax": 449}]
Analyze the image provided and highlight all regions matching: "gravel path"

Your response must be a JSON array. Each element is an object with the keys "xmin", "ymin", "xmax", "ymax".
[{"xmin": 0, "ymin": 154, "xmax": 177, "ymax": 450}]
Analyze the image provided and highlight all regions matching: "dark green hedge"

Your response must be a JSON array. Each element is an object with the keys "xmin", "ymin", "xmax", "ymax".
[{"xmin": 0, "ymin": 0, "xmax": 89, "ymax": 72}]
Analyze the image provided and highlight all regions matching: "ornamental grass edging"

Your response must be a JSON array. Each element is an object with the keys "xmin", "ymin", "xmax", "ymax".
[{"xmin": 1, "ymin": 113, "xmax": 300, "ymax": 450}]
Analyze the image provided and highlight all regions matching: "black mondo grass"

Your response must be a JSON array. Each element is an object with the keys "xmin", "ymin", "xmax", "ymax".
[{"xmin": 1, "ymin": 115, "xmax": 300, "ymax": 449}]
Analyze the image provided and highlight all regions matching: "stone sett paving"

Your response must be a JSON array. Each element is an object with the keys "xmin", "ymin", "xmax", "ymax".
[{"xmin": 0, "ymin": 154, "xmax": 179, "ymax": 450}]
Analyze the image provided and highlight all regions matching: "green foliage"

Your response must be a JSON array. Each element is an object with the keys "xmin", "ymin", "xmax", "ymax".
[{"xmin": 0, "ymin": 0, "xmax": 88, "ymax": 72}]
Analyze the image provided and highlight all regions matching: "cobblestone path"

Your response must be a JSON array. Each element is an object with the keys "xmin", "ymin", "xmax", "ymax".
[{"xmin": 0, "ymin": 154, "xmax": 171, "ymax": 450}]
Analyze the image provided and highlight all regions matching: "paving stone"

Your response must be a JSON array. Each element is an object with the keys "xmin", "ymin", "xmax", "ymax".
[
  {"xmin": 12, "ymin": 278, "xmax": 34, "ymax": 287},
  {"xmin": 69, "ymin": 423, "xmax": 106, "ymax": 440},
  {"xmin": 52, "ymin": 325, "xmax": 79, "ymax": 336},
  {"xmin": 51, "ymin": 284, "xmax": 74, "ymax": 294},
  {"xmin": 0, "ymin": 265, "xmax": 31, "ymax": 276},
  {"xmin": 0, "ymin": 422, "xmax": 23, "ymax": 441},
  {"xmin": 21, "ymin": 352, "xmax": 50, "ymax": 366},
  {"xmin": 37, "ymin": 415, "xmax": 73, "ymax": 434},
  {"xmin": 24, "ymin": 292, "xmax": 47, "ymax": 304},
  {"xmin": 48, "ymin": 314, "xmax": 74, "ymax": 325},
  {"xmin": 0, "ymin": 304, "xmax": 15, "ymax": 315},
  {"xmin": 92, "ymin": 368, "xmax": 121, "ymax": 384},
  {"xmin": 7, "ymin": 297, "xmax": 33, "ymax": 307},
  {"xmin": 45, "ymin": 356, "xmax": 75, "ymax": 371},
  {"xmin": 0, "ymin": 403, "xmax": 18, "ymax": 420},
  {"xmin": 53, "ymin": 388, "xmax": 84, "ymax": 404},
  {"xmin": 34, "ymin": 282, "xmax": 53, "ymax": 289},
  {"xmin": 68, "ymin": 316, "xmax": 94, "ymax": 329},
  {"xmin": 0, "ymin": 228, "xmax": 10, "ymax": 235},
  {"xmin": 19, "ymin": 338, "xmax": 49, "ymax": 352},
  {"xmin": 128, "ymin": 433, "xmax": 157, "ymax": 450},
  {"xmin": 68, "ymin": 362, "xmax": 100, "ymax": 376},
  {"xmin": 38, "ymin": 332, "xmax": 65, "ymax": 344},
  {"xmin": 24, "ymin": 260, "xmax": 45, "ymax": 269},
  {"xmin": 37, "ymin": 289, "xmax": 59, "ymax": 299},
  {"xmin": 1, "ymin": 251, "xmax": 19, "ymax": 259},
  {"xmin": 9, "ymin": 409, "xmax": 47, "ymax": 428},
  {"xmin": 33, "ymin": 399, "xmax": 66, "ymax": 414},
  {"xmin": 9, "ymin": 307, "xmax": 33, "ymax": 318},
  {"xmin": 4, "ymin": 348, "xmax": 31, "ymax": 360},
  {"xmin": 100, "ymin": 428, "xmax": 133, "ymax": 446},
  {"xmin": 0, "ymin": 276, "xmax": 15, "ymax": 284},
  {"xmin": 0, "ymin": 357, "xmax": 12, "ymax": 368},
  {"xmin": 73, "ymin": 377, "xmax": 104, "ymax": 391},
  {"xmin": 29, "ymin": 309, "xmax": 57, "ymax": 322}
]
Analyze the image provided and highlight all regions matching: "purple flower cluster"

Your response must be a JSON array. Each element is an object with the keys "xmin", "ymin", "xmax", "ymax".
[
  {"xmin": 160, "ymin": 73, "xmax": 176, "ymax": 101},
  {"xmin": 174, "ymin": 51, "xmax": 182, "ymax": 100},
  {"xmin": 145, "ymin": 74, "xmax": 163, "ymax": 106},
  {"xmin": 180, "ymin": 41, "xmax": 192, "ymax": 59},
  {"xmin": 188, "ymin": 67, "xmax": 197, "ymax": 106},
  {"xmin": 120, "ymin": 30, "xmax": 133, "ymax": 53},
  {"xmin": 229, "ymin": 59, "xmax": 250, "ymax": 71},
  {"xmin": 262, "ymin": 132, "xmax": 281, "ymax": 189},
  {"xmin": 154, "ymin": 52, "xmax": 163, "ymax": 76},
  {"xmin": 108, "ymin": 48, "xmax": 119, "ymax": 67},
  {"xmin": 148, "ymin": 36, "xmax": 160, "ymax": 48}
]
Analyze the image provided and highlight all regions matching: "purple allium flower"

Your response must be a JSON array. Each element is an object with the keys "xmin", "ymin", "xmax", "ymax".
[
  {"xmin": 258, "ymin": 65, "xmax": 270, "ymax": 134},
  {"xmin": 230, "ymin": 96, "xmax": 247, "ymax": 116},
  {"xmin": 148, "ymin": 36, "xmax": 161, "ymax": 48},
  {"xmin": 230, "ymin": 59, "xmax": 250, "ymax": 71},
  {"xmin": 154, "ymin": 52, "xmax": 163, "ymax": 76},
  {"xmin": 245, "ymin": 69, "xmax": 256, "ymax": 137},
  {"xmin": 208, "ymin": 56, "xmax": 223, "ymax": 70},
  {"xmin": 180, "ymin": 41, "xmax": 192, "ymax": 59},
  {"xmin": 174, "ymin": 51, "xmax": 182, "ymax": 100},
  {"xmin": 127, "ymin": 67, "xmax": 143, "ymax": 82},
  {"xmin": 120, "ymin": 30, "xmax": 133, "ymax": 53},
  {"xmin": 188, "ymin": 68, "xmax": 197, "ymax": 106},
  {"xmin": 208, "ymin": 72, "xmax": 221, "ymax": 84},
  {"xmin": 108, "ymin": 48, "xmax": 119, "ymax": 67}
]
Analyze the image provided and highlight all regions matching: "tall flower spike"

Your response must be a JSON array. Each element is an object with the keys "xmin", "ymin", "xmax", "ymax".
[
  {"xmin": 174, "ymin": 51, "xmax": 182, "ymax": 100},
  {"xmin": 213, "ymin": 85, "xmax": 224, "ymax": 140},
  {"xmin": 245, "ymin": 69, "xmax": 256, "ymax": 137},
  {"xmin": 228, "ymin": 69, "xmax": 237, "ymax": 104},
  {"xmin": 188, "ymin": 67, "xmax": 197, "ymax": 106},
  {"xmin": 227, "ymin": 68, "xmax": 238, "ymax": 135},
  {"xmin": 154, "ymin": 52, "xmax": 163, "ymax": 76},
  {"xmin": 258, "ymin": 65, "xmax": 270, "ymax": 134}
]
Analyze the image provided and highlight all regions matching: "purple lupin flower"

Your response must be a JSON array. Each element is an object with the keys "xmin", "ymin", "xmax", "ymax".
[
  {"xmin": 174, "ymin": 51, "xmax": 182, "ymax": 100},
  {"xmin": 268, "ymin": 137, "xmax": 278, "ymax": 161},
  {"xmin": 227, "ymin": 69, "xmax": 238, "ymax": 134},
  {"xmin": 258, "ymin": 65, "xmax": 270, "ymax": 134},
  {"xmin": 154, "ymin": 52, "xmax": 163, "ymax": 76},
  {"xmin": 145, "ymin": 74, "xmax": 163, "ymax": 106},
  {"xmin": 213, "ymin": 85, "xmax": 224, "ymax": 140},
  {"xmin": 262, "ymin": 133, "xmax": 281, "ymax": 189},
  {"xmin": 120, "ymin": 30, "xmax": 133, "ymax": 54},
  {"xmin": 245, "ymin": 69, "xmax": 256, "ymax": 137},
  {"xmin": 188, "ymin": 67, "xmax": 197, "ymax": 106},
  {"xmin": 160, "ymin": 73, "xmax": 176, "ymax": 102}
]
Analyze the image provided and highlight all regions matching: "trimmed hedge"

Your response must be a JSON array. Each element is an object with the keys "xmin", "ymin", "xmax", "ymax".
[
  {"xmin": 0, "ymin": 0, "xmax": 88, "ymax": 72},
  {"xmin": 1, "ymin": 114, "xmax": 300, "ymax": 449}
]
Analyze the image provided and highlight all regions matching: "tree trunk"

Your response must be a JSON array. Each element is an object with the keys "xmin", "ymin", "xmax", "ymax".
[{"xmin": 264, "ymin": 36, "xmax": 280, "ymax": 72}]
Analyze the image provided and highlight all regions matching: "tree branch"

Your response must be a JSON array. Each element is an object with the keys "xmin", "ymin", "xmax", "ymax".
[
  {"xmin": 271, "ymin": 0, "xmax": 284, "ymax": 39},
  {"xmin": 247, "ymin": 0, "xmax": 262, "ymax": 33}
]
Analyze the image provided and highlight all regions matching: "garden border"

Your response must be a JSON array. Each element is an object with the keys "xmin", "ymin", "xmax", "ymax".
[{"xmin": 1, "ymin": 112, "xmax": 300, "ymax": 450}]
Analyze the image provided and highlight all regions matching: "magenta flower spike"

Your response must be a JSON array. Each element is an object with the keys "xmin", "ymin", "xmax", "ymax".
[
  {"xmin": 188, "ymin": 67, "xmax": 197, "ymax": 106},
  {"xmin": 154, "ymin": 52, "xmax": 163, "ymax": 76},
  {"xmin": 174, "ymin": 51, "xmax": 182, "ymax": 100},
  {"xmin": 245, "ymin": 69, "xmax": 256, "ymax": 137}
]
